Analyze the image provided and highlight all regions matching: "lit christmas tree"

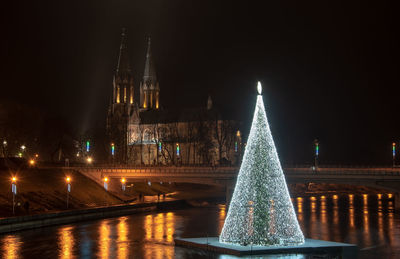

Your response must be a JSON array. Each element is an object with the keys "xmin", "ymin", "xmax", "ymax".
[{"xmin": 219, "ymin": 82, "xmax": 304, "ymax": 246}]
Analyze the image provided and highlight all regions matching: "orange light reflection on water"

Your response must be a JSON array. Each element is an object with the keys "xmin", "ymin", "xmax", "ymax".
[
  {"xmin": 310, "ymin": 197, "xmax": 317, "ymax": 237},
  {"xmin": 320, "ymin": 196, "xmax": 328, "ymax": 240},
  {"xmin": 348, "ymin": 194, "xmax": 355, "ymax": 228},
  {"xmin": 363, "ymin": 194, "xmax": 371, "ymax": 246},
  {"xmin": 144, "ymin": 213, "xmax": 175, "ymax": 259},
  {"xmin": 378, "ymin": 199, "xmax": 384, "ymax": 243},
  {"xmin": 117, "ymin": 217, "xmax": 128, "ymax": 259},
  {"xmin": 1, "ymin": 235, "xmax": 21, "ymax": 259},
  {"xmin": 296, "ymin": 197, "xmax": 304, "ymax": 227},
  {"xmin": 58, "ymin": 226, "xmax": 75, "ymax": 259},
  {"xmin": 98, "ymin": 220, "xmax": 110, "ymax": 259}
]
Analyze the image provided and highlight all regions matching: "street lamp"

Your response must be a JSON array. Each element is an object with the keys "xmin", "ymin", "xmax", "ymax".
[
  {"xmin": 121, "ymin": 178, "xmax": 126, "ymax": 191},
  {"xmin": 392, "ymin": 142, "xmax": 396, "ymax": 167},
  {"xmin": 87, "ymin": 156, "xmax": 93, "ymax": 164},
  {"xmin": 11, "ymin": 177, "xmax": 17, "ymax": 214},
  {"xmin": 313, "ymin": 139, "xmax": 319, "ymax": 169},
  {"xmin": 2, "ymin": 140, "xmax": 7, "ymax": 157},
  {"xmin": 66, "ymin": 177, "xmax": 71, "ymax": 208},
  {"xmin": 111, "ymin": 143, "xmax": 115, "ymax": 156},
  {"xmin": 103, "ymin": 177, "xmax": 108, "ymax": 191}
]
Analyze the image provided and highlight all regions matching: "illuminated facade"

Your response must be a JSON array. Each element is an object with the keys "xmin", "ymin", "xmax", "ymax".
[{"xmin": 107, "ymin": 29, "xmax": 241, "ymax": 165}]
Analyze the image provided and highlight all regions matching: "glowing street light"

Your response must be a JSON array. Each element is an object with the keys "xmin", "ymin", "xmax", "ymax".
[
  {"xmin": 121, "ymin": 178, "xmax": 126, "ymax": 191},
  {"xmin": 103, "ymin": 177, "xmax": 108, "ymax": 190},
  {"xmin": 29, "ymin": 159, "xmax": 35, "ymax": 166},
  {"xmin": 111, "ymin": 143, "xmax": 115, "ymax": 156},
  {"xmin": 66, "ymin": 177, "xmax": 71, "ymax": 208},
  {"xmin": 2, "ymin": 140, "xmax": 6, "ymax": 146},
  {"xmin": 392, "ymin": 142, "xmax": 396, "ymax": 167},
  {"xmin": 313, "ymin": 139, "xmax": 319, "ymax": 169},
  {"xmin": 11, "ymin": 177, "xmax": 17, "ymax": 214},
  {"xmin": 21, "ymin": 145, "xmax": 26, "ymax": 151},
  {"xmin": 86, "ymin": 157, "xmax": 93, "ymax": 164}
]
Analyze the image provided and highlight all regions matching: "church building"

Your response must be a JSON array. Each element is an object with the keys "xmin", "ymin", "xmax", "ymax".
[{"xmin": 107, "ymin": 29, "xmax": 242, "ymax": 165}]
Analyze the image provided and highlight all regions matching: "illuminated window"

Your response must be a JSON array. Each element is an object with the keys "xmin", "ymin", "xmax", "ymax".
[
  {"xmin": 130, "ymin": 87, "xmax": 133, "ymax": 104},
  {"xmin": 236, "ymin": 130, "xmax": 241, "ymax": 137},
  {"xmin": 124, "ymin": 87, "xmax": 127, "ymax": 103},
  {"xmin": 235, "ymin": 142, "xmax": 238, "ymax": 152},
  {"xmin": 155, "ymin": 92, "xmax": 159, "ymax": 109},
  {"xmin": 143, "ymin": 92, "xmax": 147, "ymax": 108},
  {"xmin": 116, "ymin": 87, "xmax": 120, "ymax": 103}
]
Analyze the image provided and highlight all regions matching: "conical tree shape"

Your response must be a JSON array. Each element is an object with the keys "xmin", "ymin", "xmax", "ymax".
[{"xmin": 219, "ymin": 82, "xmax": 304, "ymax": 246}]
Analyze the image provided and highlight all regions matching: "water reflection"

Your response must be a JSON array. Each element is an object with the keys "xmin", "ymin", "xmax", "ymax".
[
  {"xmin": 0, "ymin": 194, "xmax": 399, "ymax": 259},
  {"xmin": 1, "ymin": 235, "xmax": 20, "ymax": 259},
  {"xmin": 143, "ymin": 212, "xmax": 175, "ymax": 259},
  {"xmin": 320, "ymin": 196, "xmax": 328, "ymax": 240},
  {"xmin": 348, "ymin": 194, "xmax": 355, "ymax": 228},
  {"xmin": 378, "ymin": 198, "xmax": 384, "ymax": 243},
  {"xmin": 98, "ymin": 220, "xmax": 111, "ymax": 259},
  {"xmin": 296, "ymin": 197, "xmax": 304, "ymax": 232},
  {"xmin": 58, "ymin": 226, "xmax": 75, "ymax": 259},
  {"xmin": 363, "ymin": 194, "xmax": 371, "ymax": 246},
  {"xmin": 309, "ymin": 196, "xmax": 317, "ymax": 238},
  {"xmin": 117, "ymin": 217, "xmax": 128, "ymax": 259}
]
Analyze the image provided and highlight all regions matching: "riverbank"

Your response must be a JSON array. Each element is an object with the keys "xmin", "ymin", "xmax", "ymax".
[
  {"xmin": 0, "ymin": 168, "xmax": 225, "ymax": 217},
  {"xmin": 0, "ymin": 199, "xmax": 188, "ymax": 234}
]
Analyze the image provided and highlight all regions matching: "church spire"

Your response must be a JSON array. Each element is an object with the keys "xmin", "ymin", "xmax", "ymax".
[
  {"xmin": 143, "ymin": 37, "xmax": 157, "ymax": 84},
  {"xmin": 116, "ymin": 28, "xmax": 131, "ymax": 75}
]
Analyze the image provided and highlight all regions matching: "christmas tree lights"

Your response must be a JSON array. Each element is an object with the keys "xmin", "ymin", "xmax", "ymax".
[{"xmin": 219, "ymin": 82, "xmax": 304, "ymax": 246}]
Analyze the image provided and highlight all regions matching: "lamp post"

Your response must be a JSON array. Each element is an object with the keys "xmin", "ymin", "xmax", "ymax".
[
  {"xmin": 393, "ymin": 142, "xmax": 396, "ymax": 167},
  {"xmin": 11, "ymin": 177, "xmax": 17, "ymax": 214},
  {"xmin": 86, "ymin": 156, "xmax": 93, "ymax": 164},
  {"xmin": 2, "ymin": 140, "xmax": 6, "ymax": 157},
  {"xmin": 121, "ymin": 178, "xmax": 126, "ymax": 191},
  {"xmin": 103, "ymin": 177, "xmax": 108, "ymax": 191},
  {"xmin": 66, "ymin": 177, "xmax": 71, "ymax": 208},
  {"xmin": 313, "ymin": 139, "xmax": 319, "ymax": 169},
  {"xmin": 111, "ymin": 143, "xmax": 115, "ymax": 164}
]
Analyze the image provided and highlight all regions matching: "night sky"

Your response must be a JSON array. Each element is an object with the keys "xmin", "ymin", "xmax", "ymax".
[{"xmin": 1, "ymin": 1, "xmax": 398, "ymax": 165}]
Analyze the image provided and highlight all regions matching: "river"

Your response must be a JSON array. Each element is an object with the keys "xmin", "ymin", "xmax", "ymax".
[{"xmin": 1, "ymin": 193, "xmax": 399, "ymax": 258}]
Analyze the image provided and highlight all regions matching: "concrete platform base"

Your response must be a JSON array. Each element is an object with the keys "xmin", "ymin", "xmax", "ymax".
[{"xmin": 174, "ymin": 237, "xmax": 357, "ymax": 257}]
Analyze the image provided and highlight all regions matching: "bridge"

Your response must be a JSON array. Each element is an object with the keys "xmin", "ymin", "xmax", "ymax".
[{"xmin": 62, "ymin": 165, "xmax": 400, "ymax": 209}]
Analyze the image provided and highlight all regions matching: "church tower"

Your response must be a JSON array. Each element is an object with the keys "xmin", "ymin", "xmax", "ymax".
[
  {"xmin": 140, "ymin": 37, "xmax": 160, "ymax": 110},
  {"xmin": 107, "ymin": 28, "xmax": 135, "ymax": 163}
]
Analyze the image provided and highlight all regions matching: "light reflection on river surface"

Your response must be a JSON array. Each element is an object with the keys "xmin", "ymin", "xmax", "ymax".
[{"xmin": 1, "ymin": 194, "xmax": 399, "ymax": 258}]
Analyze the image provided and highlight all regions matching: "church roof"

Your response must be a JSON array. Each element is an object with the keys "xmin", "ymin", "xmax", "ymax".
[{"xmin": 138, "ymin": 107, "xmax": 231, "ymax": 125}]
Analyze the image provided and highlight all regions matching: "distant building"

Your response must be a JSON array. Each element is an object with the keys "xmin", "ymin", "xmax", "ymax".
[{"xmin": 107, "ymin": 29, "xmax": 242, "ymax": 165}]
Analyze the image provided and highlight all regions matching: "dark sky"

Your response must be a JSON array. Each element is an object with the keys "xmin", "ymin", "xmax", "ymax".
[{"xmin": 1, "ymin": 0, "xmax": 398, "ymax": 164}]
